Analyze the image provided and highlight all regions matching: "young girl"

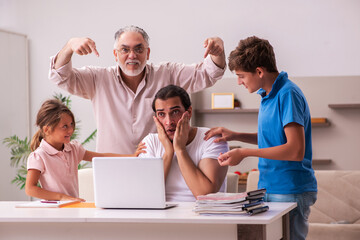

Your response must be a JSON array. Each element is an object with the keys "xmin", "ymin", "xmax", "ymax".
[{"xmin": 25, "ymin": 99, "xmax": 145, "ymax": 202}]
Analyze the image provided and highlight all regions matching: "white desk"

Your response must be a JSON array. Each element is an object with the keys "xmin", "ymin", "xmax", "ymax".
[{"xmin": 0, "ymin": 201, "xmax": 296, "ymax": 240}]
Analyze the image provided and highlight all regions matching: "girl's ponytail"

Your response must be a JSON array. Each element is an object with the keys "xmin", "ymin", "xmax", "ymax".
[{"xmin": 30, "ymin": 129, "xmax": 43, "ymax": 152}]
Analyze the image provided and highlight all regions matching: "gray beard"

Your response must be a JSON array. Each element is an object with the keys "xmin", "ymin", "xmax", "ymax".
[{"xmin": 118, "ymin": 62, "xmax": 146, "ymax": 77}]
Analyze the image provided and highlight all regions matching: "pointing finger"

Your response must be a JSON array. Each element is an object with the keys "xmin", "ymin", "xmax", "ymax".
[
  {"xmin": 88, "ymin": 42, "xmax": 99, "ymax": 57},
  {"xmin": 204, "ymin": 39, "xmax": 213, "ymax": 58}
]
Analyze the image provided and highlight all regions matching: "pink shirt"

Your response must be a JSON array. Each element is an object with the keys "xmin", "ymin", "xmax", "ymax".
[
  {"xmin": 27, "ymin": 140, "xmax": 86, "ymax": 198},
  {"xmin": 49, "ymin": 56, "xmax": 225, "ymax": 154}
]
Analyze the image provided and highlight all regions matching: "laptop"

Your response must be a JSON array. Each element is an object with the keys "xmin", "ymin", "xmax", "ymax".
[{"xmin": 92, "ymin": 157, "xmax": 177, "ymax": 209}]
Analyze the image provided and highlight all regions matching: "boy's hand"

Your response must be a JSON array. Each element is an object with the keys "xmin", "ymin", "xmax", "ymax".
[
  {"xmin": 217, "ymin": 148, "xmax": 246, "ymax": 166},
  {"xmin": 204, "ymin": 127, "xmax": 235, "ymax": 143}
]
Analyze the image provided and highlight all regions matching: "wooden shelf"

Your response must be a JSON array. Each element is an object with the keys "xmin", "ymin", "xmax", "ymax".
[
  {"xmin": 229, "ymin": 146, "xmax": 241, "ymax": 150},
  {"xmin": 195, "ymin": 109, "xmax": 259, "ymax": 114},
  {"xmin": 313, "ymin": 159, "xmax": 332, "ymax": 164},
  {"xmin": 311, "ymin": 118, "xmax": 330, "ymax": 127},
  {"xmin": 328, "ymin": 103, "xmax": 360, "ymax": 109},
  {"xmin": 196, "ymin": 109, "xmax": 330, "ymax": 127}
]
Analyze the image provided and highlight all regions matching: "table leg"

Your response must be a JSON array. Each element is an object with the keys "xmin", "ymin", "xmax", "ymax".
[
  {"xmin": 237, "ymin": 224, "xmax": 266, "ymax": 240},
  {"xmin": 282, "ymin": 213, "xmax": 290, "ymax": 240}
]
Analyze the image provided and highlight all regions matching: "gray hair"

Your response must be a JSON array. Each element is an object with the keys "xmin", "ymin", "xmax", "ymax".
[{"xmin": 114, "ymin": 25, "xmax": 150, "ymax": 49}]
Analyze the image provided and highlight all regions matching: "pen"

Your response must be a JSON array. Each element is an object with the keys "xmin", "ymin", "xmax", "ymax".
[{"xmin": 41, "ymin": 200, "xmax": 60, "ymax": 203}]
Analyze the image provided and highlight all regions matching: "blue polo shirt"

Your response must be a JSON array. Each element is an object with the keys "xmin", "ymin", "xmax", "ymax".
[{"xmin": 257, "ymin": 71, "xmax": 317, "ymax": 194}]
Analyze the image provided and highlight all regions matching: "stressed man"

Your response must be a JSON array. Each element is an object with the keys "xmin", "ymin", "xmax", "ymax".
[
  {"xmin": 139, "ymin": 85, "xmax": 228, "ymax": 202},
  {"xmin": 49, "ymin": 25, "xmax": 226, "ymax": 154}
]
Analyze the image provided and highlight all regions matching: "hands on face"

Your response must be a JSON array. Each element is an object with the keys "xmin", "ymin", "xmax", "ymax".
[{"xmin": 153, "ymin": 111, "xmax": 190, "ymax": 152}]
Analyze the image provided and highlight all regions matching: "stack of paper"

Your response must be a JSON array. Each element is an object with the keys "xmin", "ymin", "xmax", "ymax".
[{"xmin": 194, "ymin": 189, "xmax": 268, "ymax": 215}]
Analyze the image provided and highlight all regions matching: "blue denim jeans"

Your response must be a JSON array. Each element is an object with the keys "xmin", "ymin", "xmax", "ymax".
[{"xmin": 264, "ymin": 192, "xmax": 317, "ymax": 240}]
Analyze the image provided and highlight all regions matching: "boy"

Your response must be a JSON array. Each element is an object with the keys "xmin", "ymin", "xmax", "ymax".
[{"xmin": 204, "ymin": 36, "xmax": 317, "ymax": 240}]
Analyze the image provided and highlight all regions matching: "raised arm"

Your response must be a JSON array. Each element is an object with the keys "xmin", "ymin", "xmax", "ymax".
[
  {"xmin": 203, "ymin": 37, "xmax": 226, "ymax": 69},
  {"xmin": 82, "ymin": 143, "xmax": 146, "ymax": 161},
  {"xmin": 218, "ymin": 122, "xmax": 305, "ymax": 166},
  {"xmin": 54, "ymin": 37, "xmax": 99, "ymax": 69},
  {"xmin": 173, "ymin": 113, "xmax": 228, "ymax": 198}
]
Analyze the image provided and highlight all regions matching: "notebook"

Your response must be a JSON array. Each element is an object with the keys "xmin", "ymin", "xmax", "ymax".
[
  {"xmin": 92, "ymin": 157, "xmax": 177, "ymax": 209},
  {"xmin": 15, "ymin": 200, "xmax": 80, "ymax": 208}
]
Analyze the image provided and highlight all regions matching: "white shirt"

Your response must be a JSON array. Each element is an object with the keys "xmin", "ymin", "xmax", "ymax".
[{"xmin": 139, "ymin": 127, "xmax": 229, "ymax": 202}]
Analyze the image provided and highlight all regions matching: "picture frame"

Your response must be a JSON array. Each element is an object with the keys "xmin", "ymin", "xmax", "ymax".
[{"xmin": 211, "ymin": 93, "xmax": 234, "ymax": 109}]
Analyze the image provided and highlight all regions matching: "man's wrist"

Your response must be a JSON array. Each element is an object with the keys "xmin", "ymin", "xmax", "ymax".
[{"xmin": 174, "ymin": 147, "xmax": 187, "ymax": 155}]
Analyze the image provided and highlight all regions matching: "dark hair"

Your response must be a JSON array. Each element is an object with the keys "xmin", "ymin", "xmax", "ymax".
[
  {"xmin": 152, "ymin": 85, "xmax": 191, "ymax": 112},
  {"xmin": 30, "ymin": 99, "xmax": 75, "ymax": 151},
  {"xmin": 228, "ymin": 36, "xmax": 278, "ymax": 73}
]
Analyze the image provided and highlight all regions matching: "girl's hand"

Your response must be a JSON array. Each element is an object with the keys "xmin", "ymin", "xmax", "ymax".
[
  {"xmin": 217, "ymin": 148, "xmax": 246, "ymax": 166},
  {"xmin": 60, "ymin": 194, "xmax": 86, "ymax": 202},
  {"xmin": 133, "ymin": 142, "xmax": 147, "ymax": 156}
]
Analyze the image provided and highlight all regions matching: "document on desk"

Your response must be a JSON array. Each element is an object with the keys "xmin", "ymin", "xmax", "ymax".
[{"xmin": 15, "ymin": 200, "xmax": 80, "ymax": 208}]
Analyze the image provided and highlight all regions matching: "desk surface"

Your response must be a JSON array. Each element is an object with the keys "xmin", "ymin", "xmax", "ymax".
[{"xmin": 0, "ymin": 201, "xmax": 296, "ymax": 225}]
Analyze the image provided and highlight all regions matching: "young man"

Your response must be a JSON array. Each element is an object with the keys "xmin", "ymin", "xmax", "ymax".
[
  {"xmin": 139, "ymin": 85, "xmax": 228, "ymax": 202},
  {"xmin": 204, "ymin": 36, "xmax": 317, "ymax": 240},
  {"xmin": 49, "ymin": 25, "xmax": 226, "ymax": 154}
]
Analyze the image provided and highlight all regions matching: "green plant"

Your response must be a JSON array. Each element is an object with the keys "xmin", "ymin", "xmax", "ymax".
[{"xmin": 2, "ymin": 93, "xmax": 97, "ymax": 190}]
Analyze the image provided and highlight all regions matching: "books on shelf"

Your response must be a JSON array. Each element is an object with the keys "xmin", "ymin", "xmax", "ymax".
[
  {"xmin": 15, "ymin": 200, "xmax": 80, "ymax": 208},
  {"xmin": 194, "ymin": 189, "xmax": 268, "ymax": 215}
]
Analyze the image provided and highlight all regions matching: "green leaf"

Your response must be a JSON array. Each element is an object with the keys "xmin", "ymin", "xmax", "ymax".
[
  {"xmin": 78, "ymin": 161, "xmax": 90, "ymax": 170},
  {"xmin": 82, "ymin": 129, "xmax": 97, "ymax": 146},
  {"xmin": 3, "ymin": 135, "xmax": 31, "ymax": 167}
]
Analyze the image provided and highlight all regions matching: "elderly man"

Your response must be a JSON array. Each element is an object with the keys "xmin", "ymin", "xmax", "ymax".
[
  {"xmin": 139, "ymin": 85, "xmax": 228, "ymax": 202},
  {"xmin": 49, "ymin": 25, "xmax": 226, "ymax": 154}
]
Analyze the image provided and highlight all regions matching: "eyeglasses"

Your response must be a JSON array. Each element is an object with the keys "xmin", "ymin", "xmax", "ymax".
[{"xmin": 116, "ymin": 46, "xmax": 147, "ymax": 55}]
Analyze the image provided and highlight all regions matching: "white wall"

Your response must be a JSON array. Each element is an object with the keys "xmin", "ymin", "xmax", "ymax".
[
  {"xmin": 0, "ymin": 30, "xmax": 29, "ymax": 200},
  {"xmin": 0, "ymin": 0, "xmax": 359, "ymax": 199}
]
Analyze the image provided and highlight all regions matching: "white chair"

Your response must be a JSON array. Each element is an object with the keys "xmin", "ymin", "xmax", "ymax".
[
  {"xmin": 226, "ymin": 172, "xmax": 239, "ymax": 193},
  {"xmin": 78, "ymin": 168, "xmax": 240, "ymax": 201},
  {"xmin": 246, "ymin": 170, "xmax": 259, "ymax": 192},
  {"xmin": 78, "ymin": 168, "xmax": 95, "ymax": 202}
]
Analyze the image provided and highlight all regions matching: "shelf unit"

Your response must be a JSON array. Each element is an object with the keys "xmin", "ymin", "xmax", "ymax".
[
  {"xmin": 312, "ymin": 159, "xmax": 332, "ymax": 165},
  {"xmin": 328, "ymin": 103, "xmax": 360, "ymax": 109},
  {"xmin": 195, "ymin": 109, "xmax": 330, "ymax": 127},
  {"xmin": 195, "ymin": 109, "xmax": 259, "ymax": 114}
]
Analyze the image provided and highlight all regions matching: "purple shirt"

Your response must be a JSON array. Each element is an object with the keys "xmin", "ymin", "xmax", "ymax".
[{"xmin": 49, "ymin": 56, "xmax": 225, "ymax": 154}]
